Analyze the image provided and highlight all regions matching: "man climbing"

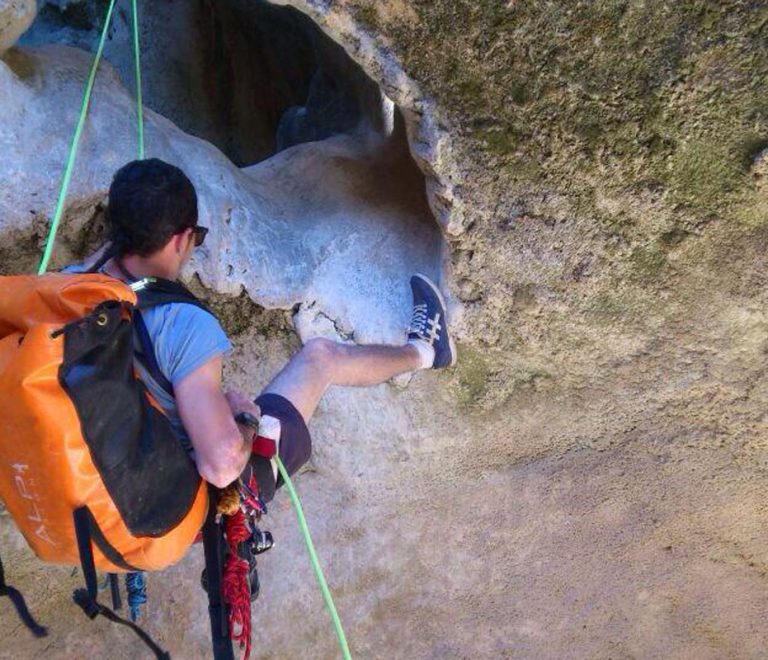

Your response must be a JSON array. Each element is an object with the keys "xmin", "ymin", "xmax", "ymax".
[{"xmin": 66, "ymin": 157, "xmax": 457, "ymax": 495}]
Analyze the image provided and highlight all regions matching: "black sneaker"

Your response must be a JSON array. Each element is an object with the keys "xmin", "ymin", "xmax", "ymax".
[{"xmin": 408, "ymin": 273, "xmax": 457, "ymax": 369}]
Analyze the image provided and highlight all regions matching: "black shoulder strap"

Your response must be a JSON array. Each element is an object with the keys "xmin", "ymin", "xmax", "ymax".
[
  {"xmin": 71, "ymin": 507, "xmax": 171, "ymax": 660},
  {"xmin": 134, "ymin": 278, "xmax": 214, "ymax": 315},
  {"xmin": 0, "ymin": 554, "xmax": 47, "ymax": 638},
  {"xmin": 133, "ymin": 310, "xmax": 175, "ymax": 397},
  {"xmin": 131, "ymin": 278, "xmax": 220, "ymax": 398}
]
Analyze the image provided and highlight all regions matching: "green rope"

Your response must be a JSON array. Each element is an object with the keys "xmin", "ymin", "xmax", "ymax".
[
  {"xmin": 34, "ymin": 3, "xmax": 350, "ymax": 656},
  {"xmin": 37, "ymin": 0, "xmax": 119, "ymax": 275},
  {"xmin": 131, "ymin": 0, "xmax": 145, "ymax": 159},
  {"xmin": 275, "ymin": 457, "xmax": 353, "ymax": 660}
]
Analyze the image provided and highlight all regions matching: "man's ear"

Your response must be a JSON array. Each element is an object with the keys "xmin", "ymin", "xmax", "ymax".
[{"xmin": 173, "ymin": 228, "xmax": 191, "ymax": 254}]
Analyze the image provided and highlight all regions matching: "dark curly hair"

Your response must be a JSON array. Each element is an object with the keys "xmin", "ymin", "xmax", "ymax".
[{"xmin": 104, "ymin": 158, "xmax": 198, "ymax": 258}]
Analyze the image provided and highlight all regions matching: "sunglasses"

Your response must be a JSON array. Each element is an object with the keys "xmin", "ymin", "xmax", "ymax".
[{"xmin": 190, "ymin": 225, "xmax": 209, "ymax": 247}]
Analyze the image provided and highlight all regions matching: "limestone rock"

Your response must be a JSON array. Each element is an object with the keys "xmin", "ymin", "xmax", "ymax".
[
  {"xmin": 0, "ymin": 45, "xmax": 441, "ymax": 345},
  {"xmin": 0, "ymin": 0, "xmax": 34, "ymax": 54},
  {"xmin": 2, "ymin": 2, "xmax": 768, "ymax": 659}
]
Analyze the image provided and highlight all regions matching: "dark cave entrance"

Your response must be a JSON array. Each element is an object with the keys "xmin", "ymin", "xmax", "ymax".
[
  {"xmin": 190, "ymin": 0, "xmax": 390, "ymax": 167},
  {"xmin": 25, "ymin": 0, "xmax": 395, "ymax": 167}
]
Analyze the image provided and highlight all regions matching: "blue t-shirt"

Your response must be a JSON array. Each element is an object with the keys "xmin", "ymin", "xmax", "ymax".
[{"xmin": 62, "ymin": 264, "xmax": 232, "ymax": 452}]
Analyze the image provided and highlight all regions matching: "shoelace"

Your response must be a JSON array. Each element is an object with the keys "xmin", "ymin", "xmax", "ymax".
[
  {"xmin": 409, "ymin": 303, "xmax": 442, "ymax": 345},
  {"xmin": 409, "ymin": 303, "xmax": 428, "ymax": 335}
]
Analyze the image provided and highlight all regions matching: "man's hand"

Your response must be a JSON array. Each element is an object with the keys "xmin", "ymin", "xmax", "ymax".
[{"xmin": 225, "ymin": 390, "xmax": 261, "ymax": 438}]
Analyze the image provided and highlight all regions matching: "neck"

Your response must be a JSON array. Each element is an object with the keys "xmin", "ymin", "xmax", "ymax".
[{"xmin": 111, "ymin": 254, "xmax": 179, "ymax": 281}]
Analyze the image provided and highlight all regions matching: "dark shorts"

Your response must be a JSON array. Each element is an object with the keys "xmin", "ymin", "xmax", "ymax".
[{"xmin": 254, "ymin": 392, "xmax": 312, "ymax": 487}]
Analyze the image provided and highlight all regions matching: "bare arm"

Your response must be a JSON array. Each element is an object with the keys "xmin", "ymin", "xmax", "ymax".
[{"xmin": 175, "ymin": 356, "xmax": 259, "ymax": 488}]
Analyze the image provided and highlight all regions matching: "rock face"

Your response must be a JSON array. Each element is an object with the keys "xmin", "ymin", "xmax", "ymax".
[
  {"xmin": 2, "ymin": 2, "xmax": 768, "ymax": 659},
  {"xmin": 0, "ymin": 44, "xmax": 440, "ymax": 340},
  {"xmin": 0, "ymin": 0, "xmax": 34, "ymax": 53}
]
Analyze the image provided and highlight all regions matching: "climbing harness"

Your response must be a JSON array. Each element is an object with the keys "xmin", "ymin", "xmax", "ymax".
[{"xmin": 3, "ymin": 0, "xmax": 353, "ymax": 658}]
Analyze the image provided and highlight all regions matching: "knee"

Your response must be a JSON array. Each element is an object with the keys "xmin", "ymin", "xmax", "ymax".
[{"xmin": 301, "ymin": 337, "xmax": 339, "ymax": 372}]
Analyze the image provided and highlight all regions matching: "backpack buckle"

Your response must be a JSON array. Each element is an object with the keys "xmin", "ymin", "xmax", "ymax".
[{"xmin": 129, "ymin": 278, "xmax": 157, "ymax": 292}]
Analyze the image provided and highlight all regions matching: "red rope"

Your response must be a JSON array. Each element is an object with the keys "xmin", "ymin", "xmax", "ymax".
[
  {"xmin": 242, "ymin": 472, "xmax": 264, "ymax": 517},
  {"xmin": 222, "ymin": 509, "xmax": 252, "ymax": 660}
]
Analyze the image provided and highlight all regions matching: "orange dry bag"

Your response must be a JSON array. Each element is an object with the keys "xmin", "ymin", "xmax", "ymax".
[{"xmin": 0, "ymin": 273, "xmax": 208, "ymax": 573}]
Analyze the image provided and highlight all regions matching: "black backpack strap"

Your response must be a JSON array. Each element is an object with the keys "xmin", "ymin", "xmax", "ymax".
[
  {"xmin": 73, "ymin": 507, "xmax": 99, "ymax": 601},
  {"xmin": 130, "ymin": 277, "xmax": 220, "ymax": 399},
  {"xmin": 108, "ymin": 573, "xmax": 122, "ymax": 611},
  {"xmin": 133, "ymin": 277, "xmax": 214, "ymax": 316},
  {"xmin": 201, "ymin": 486, "xmax": 235, "ymax": 660},
  {"xmin": 0, "ymin": 554, "xmax": 48, "ymax": 638},
  {"xmin": 72, "ymin": 507, "xmax": 171, "ymax": 660},
  {"xmin": 133, "ymin": 309, "xmax": 175, "ymax": 396}
]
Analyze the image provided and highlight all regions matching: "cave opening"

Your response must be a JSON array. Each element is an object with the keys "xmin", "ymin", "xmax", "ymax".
[
  {"xmin": 24, "ymin": 0, "xmax": 399, "ymax": 167},
  {"xmin": 175, "ymin": 0, "xmax": 394, "ymax": 168},
  {"xmin": 21, "ymin": 0, "xmax": 445, "ymax": 342}
]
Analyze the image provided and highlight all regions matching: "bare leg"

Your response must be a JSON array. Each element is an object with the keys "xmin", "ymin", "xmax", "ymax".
[{"xmin": 262, "ymin": 338, "xmax": 421, "ymax": 424}]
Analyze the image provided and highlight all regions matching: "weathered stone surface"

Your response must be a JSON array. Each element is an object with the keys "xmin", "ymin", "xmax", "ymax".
[
  {"xmin": 2, "ymin": 2, "xmax": 768, "ymax": 659},
  {"xmin": 0, "ymin": 0, "xmax": 34, "ymax": 54},
  {"xmin": 0, "ymin": 45, "xmax": 440, "ymax": 339}
]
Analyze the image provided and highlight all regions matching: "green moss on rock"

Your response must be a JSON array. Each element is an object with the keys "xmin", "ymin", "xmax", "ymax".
[
  {"xmin": 388, "ymin": 0, "xmax": 767, "ymax": 224},
  {"xmin": 453, "ymin": 342, "xmax": 491, "ymax": 409},
  {"xmin": 187, "ymin": 276, "xmax": 299, "ymax": 343},
  {"xmin": 629, "ymin": 242, "xmax": 668, "ymax": 280}
]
